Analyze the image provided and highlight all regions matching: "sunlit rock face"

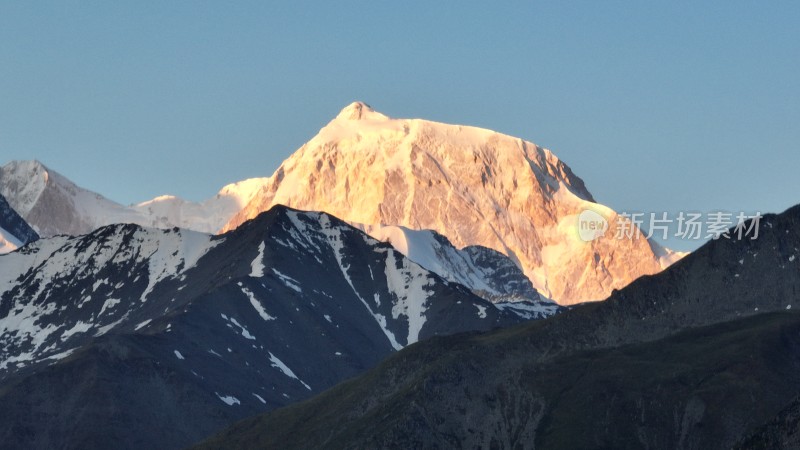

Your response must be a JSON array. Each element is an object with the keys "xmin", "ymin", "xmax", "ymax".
[{"xmin": 223, "ymin": 102, "xmax": 679, "ymax": 305}]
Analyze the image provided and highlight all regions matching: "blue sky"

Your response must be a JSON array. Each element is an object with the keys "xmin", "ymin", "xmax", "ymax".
[{"xmin": 1, "ymin": 2, "xmax": 798, "ymax": 250}]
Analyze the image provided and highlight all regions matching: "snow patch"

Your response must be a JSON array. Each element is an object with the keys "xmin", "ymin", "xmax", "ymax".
[
  {"xmin": 61, "ymin": 321, "xmax": 92, "ymax": 341},
  {"xmin": 272, "ymin": 268, "xmax": 302, "ymax": 293},
  {"xmin": 216, "ymin": 394, "xmax": 240, "ymax": 406},
  {"xmin": 242, "ymin": 286, "xmax": 275, "ymax": 321},
  {"xmin": 94, "ymin": 314, "xmax": 128, "ymax": 337},
  {"xmin": 134, "ymin": 319, "xmax": 152, "ymax": 330},
  {"xmin": 229, "ymin": 317, "xmax": 256, "ymax": 340},
  {"xmin": 384, "ymin": 249, "xmax": 432, "ymax": 345},
  {"xmin": 93, "ymin": 278, "xmax": 108, "ymax": 292},
  {"xmin": 317, "ymin": 214, "xmax": 402, "ymax": 350},
  {"xmin": 98, "ymin": 298, "xmax": 121, "ymax": 316},
  {"xmin": 0, "ymin": 300, "xmax": 61, "ymax": 369},
  {"xmin": 139, "ymin": 229, "xmax": 218, "ymax": 302},
  {"xmin": 268, "ymin": 352, "xmax": 311, "ymax": 390},
  {"xmin": 44, "ymin": 347, "xmax": 77, "ymax": 362},
  {"xmin": 495, "ymin": 300, "xmax": 560, "ymax": 320},
  {"xmin": 250, "ymin": 241, "xmax": 266, "ymax": 277}
]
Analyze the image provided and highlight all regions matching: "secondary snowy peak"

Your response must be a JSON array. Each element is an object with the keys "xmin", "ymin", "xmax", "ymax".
[
  {"xmin": 0, "ymin": 160, "xmax": 269, "ymax": 236},
  {"xmin": 0, "ymin": 160, "xmax": 134, "ymax": 237},
  {"xmin": 222, "ymin": 103, "xmax": 672, "ymax": 305},
  {"xmin": 0, "ymin": 161, "xmax": 47, "ymax": 218}
]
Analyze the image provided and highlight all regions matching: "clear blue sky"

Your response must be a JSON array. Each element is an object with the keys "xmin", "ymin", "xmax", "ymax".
[{"xmin": 1, "ymin": 2, "xmax": 798, "ymax": 250}]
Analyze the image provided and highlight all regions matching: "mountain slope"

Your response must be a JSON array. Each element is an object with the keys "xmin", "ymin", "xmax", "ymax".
[
  {"xmin": 223, "ymin": 102, "xmax": 679, "ymax": 305},
  {"xmin": 0, "ymin": 205, "xmax": 523, "ymax": 449},
  {"xmin": 738, "ymin": 395, "xmax": 800, "ymax": 449},
  {"xmin": 0, "ymin": 160, "xmax": 268, "ymax": 237},
  {"xmin": 198, "ymin": 313, "xmax": 800, "ymax": 450},
  {"xmin": 198, "ymin": 204, "xmax": 800, "ymax": 449}
]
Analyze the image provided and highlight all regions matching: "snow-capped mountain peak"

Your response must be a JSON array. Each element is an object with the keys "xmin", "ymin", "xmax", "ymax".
[
  {"xmin": 0, "ymin": 160, "xmax": 135, "ymax": 237},
  {"xmin": 0, "ymin": 160, "xmax": 54, "ymax": 218},
  {"xmin": 2, "ymin": 104, "xmax": 681, "ymax": 305},
  {"xmin": 222, "ymin": 102, "xmax": 675, "ymax": 305},
  {"xmin": 334, "ymin": 101, "xmax": 389, "ymax": 121}
]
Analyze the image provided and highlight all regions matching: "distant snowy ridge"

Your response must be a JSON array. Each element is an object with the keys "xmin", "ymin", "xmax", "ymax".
[
  {"xmin": 130, "ymin": 176, "xmax": 270, "ymax": 232},
  {"xmin": 0, "ymin": 160, "xmax": 269, "ymax": 237}
]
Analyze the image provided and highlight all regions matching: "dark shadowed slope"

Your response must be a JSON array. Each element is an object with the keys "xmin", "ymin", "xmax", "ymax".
[
  {"xmin": 198, "ymin": 312, "xmax": 800, "ymax": 449},
  {"xmin": 0, "ymin": 205, "xmax": 524, "ymax": 450},
  {"xmin": 737, "ymin": 393, "xmax": 800, "ymax": 449},
  {"xmin": 197, "ymin": 205, "xmax": 800, "ymax": 449}
]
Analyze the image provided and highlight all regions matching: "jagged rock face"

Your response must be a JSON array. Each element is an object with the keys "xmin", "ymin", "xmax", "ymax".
[
  {"xmin": 353, "ymin": 223, "xmax": 544, "ymax": 302},
  {"xmin": 223, "ymin": 102, "xmax": 674, "ymax": 305},
  {"xmin": 351, "ymin": 222, "xmax": 562, "ymax": 318}
]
